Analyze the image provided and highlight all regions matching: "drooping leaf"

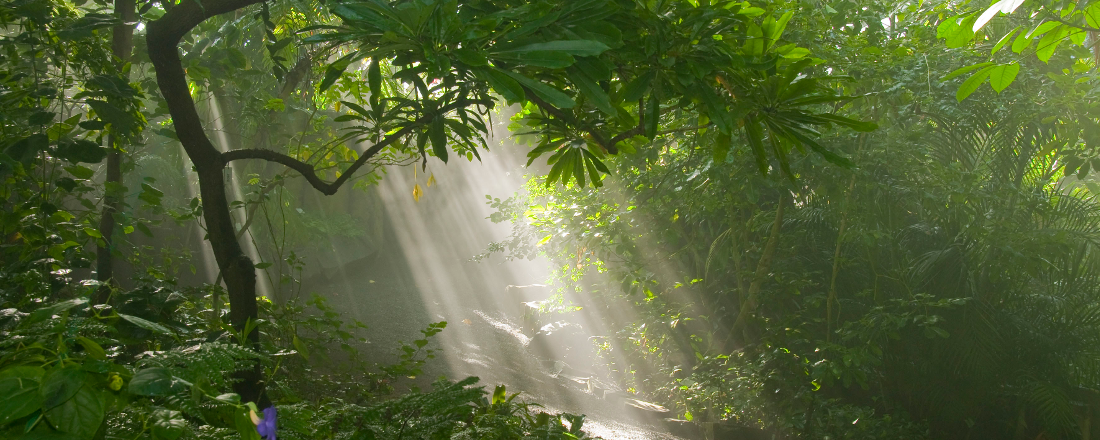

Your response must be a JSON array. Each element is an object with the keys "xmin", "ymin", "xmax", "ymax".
[
  {"xmin": 117, "ymin": 313, "xmax": 173, "ymax": 335},
  {"xmin": 429, "ymin": 118, "xmax": 448, "ymax": 163},
  {"xmin": 499, "ymin": 69, "xmax": 575, "ymax": 108},
  {"xmin": 319, "ymin": 51, "xmax": 359, "ymax": 93},
  {"xmin": 988, "ymin": 63, "xmax": 1021, "ymax": 92},
  {"xmin": 956, "ymin": 65, "xmax": 996, "ymax": 101}
]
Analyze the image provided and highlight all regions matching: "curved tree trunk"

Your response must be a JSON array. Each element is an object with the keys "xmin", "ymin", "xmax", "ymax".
[{"xmin": 146, "ymin": 0, "xmax": 266, "ymax": 404}]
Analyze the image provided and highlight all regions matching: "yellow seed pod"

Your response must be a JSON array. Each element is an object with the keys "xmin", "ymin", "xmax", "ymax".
[
  {"xmin": 412, "ymin": 184, "xmax": 423, "ymax": 202},
  {"xmin": 108, "ymin": 373, "xmax": 123, "ymax": 391}
]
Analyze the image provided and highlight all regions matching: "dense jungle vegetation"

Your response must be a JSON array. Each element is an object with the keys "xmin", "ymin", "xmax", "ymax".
[{"xmin": 2, "ymin": 0, "xmax": 1100, "ymax": 438}]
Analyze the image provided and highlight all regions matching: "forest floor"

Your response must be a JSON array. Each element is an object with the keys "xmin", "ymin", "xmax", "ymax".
[{"xmin": 314, "ymin": 261, "xmax": 689, "ymax": 440}]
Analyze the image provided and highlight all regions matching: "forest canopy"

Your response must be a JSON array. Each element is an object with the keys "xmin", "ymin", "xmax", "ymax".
[{"xmin": 1, "ymin": 0, "xmax": 1099, "ymax": 439}]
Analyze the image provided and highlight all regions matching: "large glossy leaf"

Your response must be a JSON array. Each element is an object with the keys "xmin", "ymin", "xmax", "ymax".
[
  {"xmin": 45, "ymin": 385, "xmax": 104, "ymax": 440},
  {"xmin": 54, "ymin": 140, "xmax": 107, "ymax": 164},
  {"xmin": 129, "ymin": 368, "xmax": 189, "ymax": 396},
  {"xmin": 40, "ymin": 366, "xmax": 86, "ymax": 409},
  {"xmin": 0, "ymin": 376, "xmax": 42, "ymax": 425}
]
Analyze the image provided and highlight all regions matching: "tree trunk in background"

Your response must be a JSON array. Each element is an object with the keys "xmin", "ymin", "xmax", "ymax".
[
  {"xmin": 94, "ymin": 0, "xmax": 135, "ymax": 304},
  {"xmin": 146, "ymin": 0, "xmax": 267, "ymax": 404}
]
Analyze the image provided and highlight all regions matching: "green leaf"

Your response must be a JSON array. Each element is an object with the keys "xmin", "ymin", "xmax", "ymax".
[
  {"xmin": 117, "ymin": 313, "xmax": 172, "ymax": 335},
  {"xmin": 86, "ymin": 100, "xmax": 136, "ymax": 134},
  {"xmin": 496, "ymin": 40, "xmax": 610, "ymax": 57},
  {"xmin": 1035, "ymin": 25, "xmax": 1067, "ymax": 63},
  {"xmin": 567, "ymin": 66, "xmax": 615, "ymax": 116},
  {"xmin": 1011, "ymin": 28, "xmax": 1033, "ymax": 53},
  {"xmin": 75, "ymin": 337, "xmax": 105, "ymax": 360},
  {"xmin": 28, "ymin": 111, "xmax": 56, "ymax": 126},
  {"xmin": 499, "ymin": 69, "xmax": 575, "ymax": 108},
  {"xmin": 452, "ymin": 48, "xmax": 487, "ymax": 66},
  {"xmin": 0, "ymin": 376, "xmax": 42, "ymax": 426},
  {"xmin": 5, "ymin": 134, "xmax": 49, "ymax": 163},
  {"xmin": 956, "ymin": 65, "xmax": 996, "ymax": 101},
  {"xmin": 367, "ymin": 58, "xmax": 383, "ymax": 116},
  {"xmin": 621, "ymin": 71, "xmax": 654, "ymax": 103},
  {"xmin": 129, "ymin": 368, "xmax": 187, "ymax": 396},
  {"xmin": 493, "ymin": 384, "xmax": 507, "ymax": 405},
  {"xmin": 429, "ymin": 118, "xmax": 448, "ymax": 163},
  {"xmin": 479, "ymin": 69, "xmax": 525, "ymax": 103},
  {"xmin": 235, "ymin": 408, "xmax": 262, "ymax": 440},
  {"xmin": 991, "ymin": 27, "xmax": 1020, "ymax": 55},
  {"xmin": 713, "ymin": 131, "xmax": 731, "ymax": 163},
  {"xmin": 645, "ymin": 95, "xmax": 659, "ymax": 139},
  {"xmin": 26, "ymin": 298, "xmax": 88, "ymax": 325},
  {"xmin": 494, "ymin": 51, "xmax": 576, "ymax": 68},
  {"xmin": 988, "ymin": 63, "xmax": 1020, "ymax": 92},
  {"xmin": 54, "ymin": 139, "xmax": 107, "ymax": 164},
  {"xmin": 253, "ymin": 262, "xmax": 272, "ymax": 269},
  {"xmin": 40, "ymin": 366, "xmax": 86, "ymax": 410},
  {"xmin": 152, "ymin": 409, "xmax": 187, "ymax": 440},
  {"xmin": 943, "ymin": 62, "xmax": 994, "ymax": 81},
  {"xmin": 292, "ymin": 335, "xmax": 311, "ymax": 360},
  {"xmin": 319, "ymin": 52, "xmax": 359, "ymax": 93},
  {"xmin": 45, "ymin": 385, "xmax": 104, "ymax": 440}
]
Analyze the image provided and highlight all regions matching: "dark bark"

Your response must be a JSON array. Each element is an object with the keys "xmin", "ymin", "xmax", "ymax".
[
  {"xmin": 94, "ymin": 0, "xmax": 136, "ymax": 304},
  {"xmin": 145, "ymin": 0, "xmax": 421, "ymax": 404},
  {"xmin": 147, "ymin": 0, "xmax": 266, "ymax": 403}
]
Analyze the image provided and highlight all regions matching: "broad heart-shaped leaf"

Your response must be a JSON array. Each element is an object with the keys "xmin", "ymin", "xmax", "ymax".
[
  {"xmin": 40, "ymin": 365, "xmax": 86, "ymax": 409},
  {"xmin": 989, "ymin": 63, "xmax": 1021, "ymax": 92},
  {"xmin": 495, "ymin": 40, "xmax": 610, "ymax": 57},
  {"xmin": 45, "ymin": 385, "xmax": 104, "ymax": 440},
  {"xmin": 0, "ymin": 376, "xmax": 42, "ymax": 425},
  {"xmin": 956, "ymin": 65, "xmax": 996, "ymax": 101},
  {"xmin": 5, "ymin": 133, "xmax": 49, "ymax": 163},
  {"xmin": 54, "ymin": 140, "xmax": 107, "ymax": 164},
  {"xmin": 128, "ymin": 368, "xmax": 191, "ymax": 397},
  {"xmin": 85, "ymin": 99, "xmax": 136, "ymax": 134},
  {"xmin": 498, "ymin": 69, "xmax": 575, "ymax": 109}
]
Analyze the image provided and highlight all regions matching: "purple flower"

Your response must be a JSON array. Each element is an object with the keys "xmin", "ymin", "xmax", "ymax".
[{"xmin": 255, "ymin": 407, "xmax": 277, "ymax": 440}]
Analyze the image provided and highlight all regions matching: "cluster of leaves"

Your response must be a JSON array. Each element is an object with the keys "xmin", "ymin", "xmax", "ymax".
[{"xmin": 479, "ymin": 0, "xmax": 1100, "ymax": 438}]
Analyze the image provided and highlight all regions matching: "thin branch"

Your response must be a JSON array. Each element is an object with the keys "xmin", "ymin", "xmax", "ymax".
[{"xmin": 224, "ymin": 99, "xmax": 487, "ymax": 195}]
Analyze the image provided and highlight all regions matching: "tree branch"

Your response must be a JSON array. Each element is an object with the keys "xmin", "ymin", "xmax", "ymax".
[
  {"xmin": 224, "ymin": 98, "xmax": 487, "ymax": 195},
  {"xmin": 224, "ymin": 123, "xmax": 420, "ymax": 195}
]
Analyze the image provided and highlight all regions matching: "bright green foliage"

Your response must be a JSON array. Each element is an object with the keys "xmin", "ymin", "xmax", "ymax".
[
  {"xmin": 938, "ymin": 0, "xmax": 1100, "ymax": 99},
  {"xmin": 311, "ymin": 0, "xmax": 873, "ymax": 187}
]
